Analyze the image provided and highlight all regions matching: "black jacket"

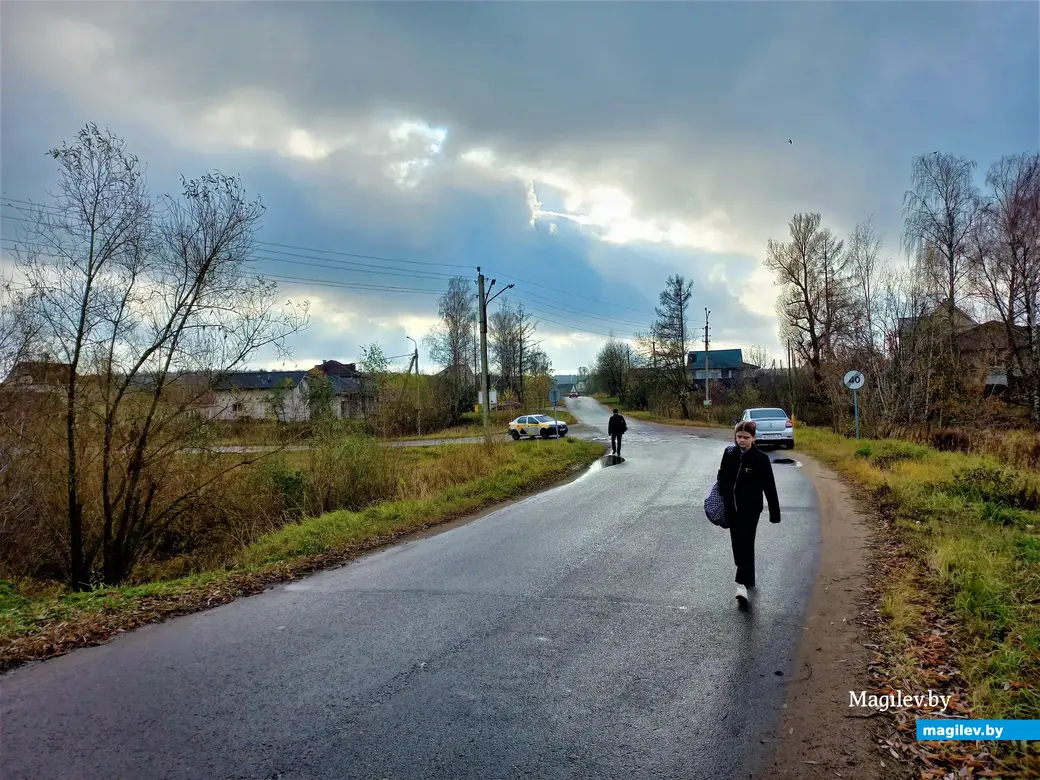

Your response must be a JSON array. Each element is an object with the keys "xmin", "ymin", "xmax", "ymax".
[
  {"xmin": 717, "ymin": 445, "xmax": 781, "ymax": 524},
  {"xmin": 608, "ymin": 413, "xmax": 628, "ymax": 435}
]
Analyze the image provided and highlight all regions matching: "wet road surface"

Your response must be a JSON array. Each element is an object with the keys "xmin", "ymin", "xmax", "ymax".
[{"xmin": 1, "ymin": 396, "xmax": 820, "ymax": 780}]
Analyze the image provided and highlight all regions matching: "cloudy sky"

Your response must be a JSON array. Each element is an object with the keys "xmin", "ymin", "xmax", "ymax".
[{"xmin": 2, "ymin": 1, "xmax": 1037, "ymax": 374}]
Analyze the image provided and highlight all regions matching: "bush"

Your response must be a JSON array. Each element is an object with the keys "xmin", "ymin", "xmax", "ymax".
[
  {"xmin": 932, "ymin": 428, "xmax": 971, "ymax": 454},
  {"xmin": 870, "ymin": 441, "xmax": 929, "ymax": 470},
  {"xmin": 306, "ymin": 434, "xmax": 400, "ymax": 515},
  {"xmin": 949, "ymin": 465, "xmax": 1040, "ymax": 511}
]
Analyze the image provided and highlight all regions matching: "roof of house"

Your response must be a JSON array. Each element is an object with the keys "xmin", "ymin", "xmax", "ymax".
[
  {"xmin": 688, "ymin": 349, "xmax": 744, "ymax": 370},
  {"xmin": 215, "ymin": 370, "xmax": 307, "ymax": 391},
  {"xmin": 314, "ymin": 360, "xmax": 360, "ymax": 376},
  {"xmin": 3, "ymin": 360, "xmax": 72, "ymax": 385}
]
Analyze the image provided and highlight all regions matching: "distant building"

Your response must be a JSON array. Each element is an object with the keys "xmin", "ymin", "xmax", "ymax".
[
  {"xmin": 553, "ymin": 373, "xmax": 589, "ymax": 395},
  {"xmin": 687, "ymin": 349, "xmax": 757, "ymax": 385},
  {"xmin": 897, "ymin": 304, "xmax": 1030, "ymax": 395},
  {"xmin": 3, "ymin": 359, "xmax": 72, "ymax": 392}
]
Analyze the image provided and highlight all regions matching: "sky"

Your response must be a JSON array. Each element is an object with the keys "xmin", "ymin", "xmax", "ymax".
[{"xmin": 2, "ymin": 1, "xmax": 1037, "ymax": 375}]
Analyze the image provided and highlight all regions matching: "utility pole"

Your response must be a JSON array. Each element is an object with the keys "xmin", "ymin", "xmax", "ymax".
[
  {"xmin": 477, "ymin": 267, "xmax": 513, "ymax": 436},
  {"xmin": 406, "ymin": 336, "xmax": 420, "ymax": 436},
  {"xmin": 704, "ymin": 308, "xmax": 711, "ymax": 406},
  {"xmin": 787, "ymin": 339, "xmax": 795, "ymax": 419},
  {"xmin": 478, "ymin": 271, "xmax": 490, "ymax": 433}
]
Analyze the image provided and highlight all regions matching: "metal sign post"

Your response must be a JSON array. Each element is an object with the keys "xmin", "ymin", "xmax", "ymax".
[
  {"xmin": 843, "ymin": 369, "xmax": 865, "ymax": 439},
  {"xmin": 548, "ymin": 387, "xmax": 560, "ymax": 437}
]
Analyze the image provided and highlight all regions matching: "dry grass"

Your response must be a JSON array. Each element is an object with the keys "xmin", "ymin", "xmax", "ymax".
[
  {"xmin": 800, "ymin": 428, "xmax": 1040, "ymax": 722},
  {"xmin": 1, "ymin": 438, "xmax": 605, "ymax": 663}
]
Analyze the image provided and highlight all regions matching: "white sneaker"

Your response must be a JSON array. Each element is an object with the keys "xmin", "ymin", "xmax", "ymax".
[{"xmin": 735, "ymin": 585, "xmax": 749, "ymax": 608}]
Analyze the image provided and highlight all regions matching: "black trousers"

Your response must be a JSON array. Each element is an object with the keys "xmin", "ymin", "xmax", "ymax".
[
  {"xmin": 611, "ymin": 433, "xmax": 623, "ymax": 455},
  {"xmin": 729, "ymin": 515, "xmax": 759, "ymax": 587}
]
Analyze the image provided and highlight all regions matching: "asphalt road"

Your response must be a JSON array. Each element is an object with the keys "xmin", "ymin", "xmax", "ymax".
[{"xmin": 1, "ymin": 397, "xmax": 820, "ymax": 780}]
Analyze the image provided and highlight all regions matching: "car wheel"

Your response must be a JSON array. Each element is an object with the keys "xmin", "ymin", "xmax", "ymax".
[
  {"xmin": 785, "ymin": 441, "xmax": 794, "ymax": 450},
  {"xmin": 541, "ymin": 429, "xmax": 551, "ymax": 439},
  {"xmin": 510, "ymin": 430, "xmax": 520, "ymax": 441}
]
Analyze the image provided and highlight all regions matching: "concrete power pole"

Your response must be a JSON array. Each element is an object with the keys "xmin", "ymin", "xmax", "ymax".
[
  {"xmin": 476, "ymin": 267, "xmax": 514, "ymax": 438},
  {"xmin": 406, "ymin": 336, "xmax": 420, "ymax": 436},
  {"xmin": 478, "ymin": 270, "xmax": 491, "ymax": 433},
  {"xmin": 704, "ymin": 308, "xmax": 711, "ymax": 406}
]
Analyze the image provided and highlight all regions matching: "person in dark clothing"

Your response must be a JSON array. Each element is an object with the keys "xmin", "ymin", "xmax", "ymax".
[
  {"xmin": 607, "ymin": 408, "xmax": 627, "ymax": 456},
  {"xmin": 716, "ymin": 420, "xmax": 781, "ymax": 609}
]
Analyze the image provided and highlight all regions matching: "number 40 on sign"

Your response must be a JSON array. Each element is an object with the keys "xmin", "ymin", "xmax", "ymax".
[{"xmin": 843, "ymin": 370, "xmax": 865, "ymax": 439}]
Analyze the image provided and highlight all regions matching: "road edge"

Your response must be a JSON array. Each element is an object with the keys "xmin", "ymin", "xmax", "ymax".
[
  {"xmin": 757, "ymin": 452, "xmax": 910, "ymax": 780},
  {"xmin": 0, "ymin": 443, "xmax": 605, "ymax": 675}
]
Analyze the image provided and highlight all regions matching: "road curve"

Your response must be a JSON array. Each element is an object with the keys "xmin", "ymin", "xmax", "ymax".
[{"xmin": 1, "ymin": 396, "xmax": 820, "ymax": 780}]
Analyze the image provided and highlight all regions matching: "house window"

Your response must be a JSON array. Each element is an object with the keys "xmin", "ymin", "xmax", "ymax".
[{"xmin": 232, "ymin": 402, "xmax": 244, "ymax": 413}]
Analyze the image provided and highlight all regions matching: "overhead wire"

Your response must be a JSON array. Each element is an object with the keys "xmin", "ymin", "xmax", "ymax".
[{"xmin": 3, "ymin": 197, "xmax": 726, "ymax": 343}]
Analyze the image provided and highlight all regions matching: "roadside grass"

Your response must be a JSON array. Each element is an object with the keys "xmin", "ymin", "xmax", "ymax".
[
  {"xmin": 0, "ymin": 438, "xmax": 604, "ymax": 669},
  {"xmin": 391, "ymin": 409, "xmax": 578, "ymax": 441},
  {"xmin": 799, "ymin": 427, "xmax": 1040, "ymax": 771}
]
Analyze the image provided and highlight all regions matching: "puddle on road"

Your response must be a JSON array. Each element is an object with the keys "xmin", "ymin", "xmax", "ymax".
[
  {"xmin": 771, "ymin": 457, "xmax": 803, "ymax": 468},
  {"xmin": 601, "ymin": 455, "xmax": 625, "ymax": 466}
]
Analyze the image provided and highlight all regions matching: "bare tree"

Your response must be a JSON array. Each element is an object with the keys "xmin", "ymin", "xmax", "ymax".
[
  {"xmin": 645, "ymin": 274, "xmax": 693, "ymax": 418},
  {"xmin": 423, "ymin": 276, "xmax": 476, "ymax": 381},
  {"xmin": 8, "ymin": 124, "xmax": 308, "ymax": 587},
  {"xmin": 767, "ymin": 213, "xmax": 844, "ymax": 388},
  {"xmin": 971, "ymin": 153, "xmax": 1040, "ymax": 423},
  {"xmin": 902, "ymin": 152, "xmax": 983, "ymax": 371},
  {"xmin": 424, "ymin": 276, "xmax": 476, "ymax": 421},
  {"xmin": 848, "ymin": 219, "xmax": 885, "ymax": 356}
]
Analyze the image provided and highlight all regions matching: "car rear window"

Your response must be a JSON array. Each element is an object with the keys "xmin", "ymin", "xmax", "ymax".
[{"xmin": 750, "ymin": 409, "xmax": 787, "ymax": 420}]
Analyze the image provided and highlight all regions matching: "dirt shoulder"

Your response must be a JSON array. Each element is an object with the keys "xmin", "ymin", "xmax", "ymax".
[{"xmin": 758, "ymin": 454, "xmax": 907, "ymax": 780}]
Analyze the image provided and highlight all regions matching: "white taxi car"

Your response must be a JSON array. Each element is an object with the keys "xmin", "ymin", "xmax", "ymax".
[{"xmin": 508, "ymin": 414, "xmax": 568, "ymax": 440}]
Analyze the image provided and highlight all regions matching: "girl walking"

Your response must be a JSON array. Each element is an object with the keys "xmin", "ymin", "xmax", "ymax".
[{"xmin": 716, "ymin": 420, "xmax": 781, "ymax": 609}]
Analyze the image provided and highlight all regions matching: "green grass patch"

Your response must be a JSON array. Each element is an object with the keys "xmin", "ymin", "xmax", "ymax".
[
  {"xmin": 1, "ymin": 438, "xmax": 604, "ymax": 662},
  {"xmin": 799, "ymin": 427, "xmax": 1040, "ymax": 723}
]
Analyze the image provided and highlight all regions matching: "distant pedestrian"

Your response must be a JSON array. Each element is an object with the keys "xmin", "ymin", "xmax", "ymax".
[
  {"xmin": 608, "ymin": 408, "xmax": 627, "ymax": 456},
  {"xmin": 716, "ymin": 420, "xmax": 781, "ymax": 609}
]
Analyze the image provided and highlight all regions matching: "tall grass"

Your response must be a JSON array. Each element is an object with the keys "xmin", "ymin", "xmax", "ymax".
[
  {"xmin": 1, "ymin": 438, "xmax": 604, "ymax": 656},
  {"xmin": 800, "ymin": 428, "xmax": 1040, "ymax": 723}
]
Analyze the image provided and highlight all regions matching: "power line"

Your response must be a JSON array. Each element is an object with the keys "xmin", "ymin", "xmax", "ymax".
[
  {"xmin": 503, "ymin": 287, "xmax": 650, "ymax": 330},
  {"xmin": 1, "ymin": 201, "xmax": 470, "ymax": 275},
  {"xmin": 2, "ymin": 212, "xmax": 461, "ymax": 282},
  {"xmin": 489, "ymin": 269, "xmax": 657, "ymax": 317},
  {"xmin": 0, "ymin": 241, "xmax": 448, "ymax": 296},
  {"xmin": 3, "ymin": 197, "xmax": 731, "ymax": 342},
  {"xmin": 504, "ymin": 299, "xmax": 644, "ymax": 340}
]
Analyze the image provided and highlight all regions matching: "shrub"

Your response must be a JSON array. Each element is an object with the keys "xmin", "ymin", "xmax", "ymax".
[
  {"xmin": 932, "ymin": 428, "xmax": 971, "ymax": 454},
  {"xmin": 871, "ymin": 442, "xmax": 929, "ymax": 470},
  {"xmin": 949, "ymin": 465, "xmax": 1040, "ymax": 511}
]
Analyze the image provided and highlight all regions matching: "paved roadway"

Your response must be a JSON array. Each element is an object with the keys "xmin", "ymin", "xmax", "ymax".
[{"xmin": 1, "ymin": 396, "xmax": 820, "ymax": 780}]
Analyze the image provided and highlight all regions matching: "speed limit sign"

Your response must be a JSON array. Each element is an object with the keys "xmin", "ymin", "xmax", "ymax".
[
  {"xmin": 843, "ymin": 370, "xmax": 865, "ymax": 391},
  {"xmin": 843, "ymin": 369, "xmax": 865, "ymax": 439}
]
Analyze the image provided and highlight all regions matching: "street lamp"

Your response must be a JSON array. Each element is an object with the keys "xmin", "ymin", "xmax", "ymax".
[{"xmin": 406, "ymin": 336, "xmax": 420, "ymax": 436}]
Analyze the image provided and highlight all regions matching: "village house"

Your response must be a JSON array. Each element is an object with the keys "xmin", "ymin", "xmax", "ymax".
[
  {"xmin": 897, "ymin": 303, "xmax": 1031, "ymax": 396},
  {"xmin": 687, "ymin": 349, "xmax": 758, "ymax": 387},
  {"xmin": 3, "ymin": 359, "xmax": 71, "ymax": 393},
  {"xmin": 2, "ymin": 358, "xmax": 375, "ymax": 421},
  {"xmin": 203, "ymin": 360, "xmax": 373, "ymax": 421}
]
